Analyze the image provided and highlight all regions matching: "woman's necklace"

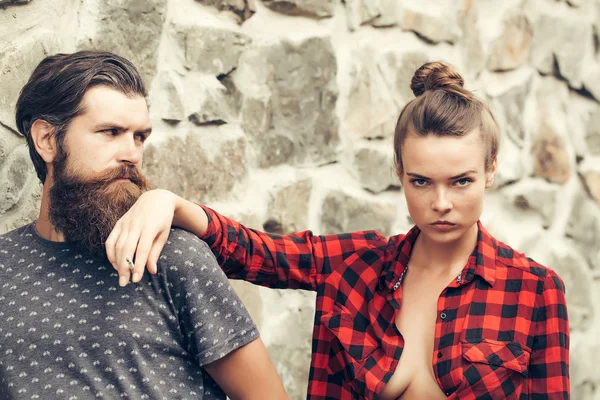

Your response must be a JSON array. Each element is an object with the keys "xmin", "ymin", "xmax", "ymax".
[{"xmin": 392, "ymin": 267, "xmax": 463, "ymax": 291}]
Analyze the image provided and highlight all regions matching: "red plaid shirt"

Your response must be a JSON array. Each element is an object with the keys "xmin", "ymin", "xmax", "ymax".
[{"xmin": 200, "ymin": 206, "xmax": 570, "ymax": 399}]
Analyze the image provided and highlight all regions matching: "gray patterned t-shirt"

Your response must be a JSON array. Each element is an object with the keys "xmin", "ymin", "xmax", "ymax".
[{"xmin": 0, "ymin": 224, "xmax": 259, "ymax": 400}]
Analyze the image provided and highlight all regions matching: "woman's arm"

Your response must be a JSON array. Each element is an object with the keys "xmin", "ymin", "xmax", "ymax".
[
  {"xmin": 105, "ymin": 189, "xmax": 388, "ymax": 290},
  {"xmin": 528, "ymin": 271, "xmax": 570, "ymax": 398}
]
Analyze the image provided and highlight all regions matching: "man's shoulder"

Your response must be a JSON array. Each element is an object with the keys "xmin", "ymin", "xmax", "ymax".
[
  {"xmin": 163, "ymin": 227, "xmax": 211, "ymax": 253},
  {"xmin": 0, "ymin": 224, "xmax": 32, "ymax": 240},
  {"xmin": 0, "ymin": 224, "xmax": 35, "ymax": 254},
  {"xmin": 157, "ymin": 228, "xmax": 218, "ymax": 274}
]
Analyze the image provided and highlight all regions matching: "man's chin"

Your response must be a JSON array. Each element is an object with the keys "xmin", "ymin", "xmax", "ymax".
[{"xmin": 50, "ymin": 180, "xmax": 148, "ymax": 255}]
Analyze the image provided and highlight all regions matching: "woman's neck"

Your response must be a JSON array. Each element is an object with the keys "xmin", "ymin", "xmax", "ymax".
[{"xmin": 410, "ymin": 223, "xmax": 479, "ymax": 277}]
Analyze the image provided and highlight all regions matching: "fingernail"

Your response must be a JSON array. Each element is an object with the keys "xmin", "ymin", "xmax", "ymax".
[
  {"xmin": 119, "ymin": 276, "xmax": 128, "ymax": 287},
  {"xmin": 132, "ymin": 273, "xmax": 139, "ymax": 282}
]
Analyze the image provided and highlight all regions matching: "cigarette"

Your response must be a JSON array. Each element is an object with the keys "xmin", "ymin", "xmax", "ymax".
[{"xmin": 125, "ymin": 258, "xmax": 135, "ymax": 271}]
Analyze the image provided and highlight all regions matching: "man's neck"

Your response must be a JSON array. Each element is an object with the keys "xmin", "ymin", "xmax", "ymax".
[{"xmin": 36, "ymin": 181, "xmax": 66, "ymax": 242}]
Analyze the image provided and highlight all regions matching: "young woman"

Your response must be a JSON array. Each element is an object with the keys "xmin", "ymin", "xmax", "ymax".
[{"xmin": 106, "ymin": 62, "xmax": 570, "ymax": 399}]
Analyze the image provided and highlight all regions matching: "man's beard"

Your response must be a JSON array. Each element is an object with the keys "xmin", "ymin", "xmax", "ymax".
[{"xmin": 49, "ymin": 151, "xmax": 152, "ymax": 255}]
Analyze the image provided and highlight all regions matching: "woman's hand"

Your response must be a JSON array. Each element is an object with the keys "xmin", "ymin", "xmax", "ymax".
[{"xmin": 105, "ymin": 189, "xmax": 179, "ymax": 286}]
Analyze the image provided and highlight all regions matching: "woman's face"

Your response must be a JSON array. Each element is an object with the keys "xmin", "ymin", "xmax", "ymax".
[{"xmin": 400, "ymin": 130, "xmax": 496, "ymax": 245}]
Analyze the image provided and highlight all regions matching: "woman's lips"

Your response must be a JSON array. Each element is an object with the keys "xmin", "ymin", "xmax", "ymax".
[{"xmin": 430, "ymin": 222, "xmax": 456, "ymax": 231}]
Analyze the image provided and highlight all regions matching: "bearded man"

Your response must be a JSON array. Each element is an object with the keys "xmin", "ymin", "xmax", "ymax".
[{"xmin": 0, "ymin": 50, "xmax": 287, "ymax": 400}]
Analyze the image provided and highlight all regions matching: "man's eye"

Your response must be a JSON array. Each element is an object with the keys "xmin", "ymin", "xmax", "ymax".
[
  {"xmin": 135, "ymin": 133, "xmax": 147, "ymax": 143},
  {"xmin": 102, "ymin": 129, "xmax": 118, "ymax": 136}
]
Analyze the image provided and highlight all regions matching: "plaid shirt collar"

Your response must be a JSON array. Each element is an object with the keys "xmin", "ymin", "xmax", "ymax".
[{"xmin": 380, "ymin": 220, "xmax": 497, "ymax": 292}]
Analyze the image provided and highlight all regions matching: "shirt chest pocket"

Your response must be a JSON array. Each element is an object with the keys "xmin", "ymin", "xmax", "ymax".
[
  {"xmin": 321, "ymin": 304, "xmax": 380, "ymax": 382},
  {"xmin": 458, "ymin": 339, "xmax": 531, "ymax": 399}
]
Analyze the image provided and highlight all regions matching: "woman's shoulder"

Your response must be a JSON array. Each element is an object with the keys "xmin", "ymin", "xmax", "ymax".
[{"xmin": 493, "ymin": 236, "xmax": 565, "ymax": 290}]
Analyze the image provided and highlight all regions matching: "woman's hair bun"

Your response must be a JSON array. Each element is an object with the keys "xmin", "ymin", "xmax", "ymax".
[{"xmin": 410, "ymin": 61, "xmax": 465, "ymax": 97}]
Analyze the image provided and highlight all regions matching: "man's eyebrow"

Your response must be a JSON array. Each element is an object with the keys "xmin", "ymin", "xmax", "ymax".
[
  {"xmin": 93, "ymin": 123, "xmax": 152, "ymax": 135},
  {"xmin": 406, "ymin": 170, "xmax": 477, "ymax": 180}
]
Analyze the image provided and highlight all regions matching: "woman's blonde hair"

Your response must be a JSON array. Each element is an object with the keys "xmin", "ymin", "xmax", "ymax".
[{"xmin": 393, "ymin": 61, "xmax": 500, "ymax": 176}]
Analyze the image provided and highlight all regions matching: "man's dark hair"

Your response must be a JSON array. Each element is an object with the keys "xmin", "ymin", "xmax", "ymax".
[{"xmin": 15, "ymin": 50, "xmax": 147, "ymax": 183}]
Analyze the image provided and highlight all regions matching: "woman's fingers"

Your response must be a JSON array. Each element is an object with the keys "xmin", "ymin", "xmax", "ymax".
[
  {"xmin": 115, "ymin": 229, "xmax": 135, "ymax": 287},
  {"xmin": 131, "ymin": 233, "xmax": 154, "ymax": 283},
  {"xmin": 146, "ymin": 230, "xmax": 170, "ymax": 276},
  {"xmin": 105, "ymin": 189, "xmax": 179, "ymax": 286},
  {"xmin": 105, "ymin": 220, "xmax": 121, "ymax": 270}
]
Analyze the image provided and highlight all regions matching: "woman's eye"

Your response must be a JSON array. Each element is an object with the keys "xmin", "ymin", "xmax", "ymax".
[
  {"xmin": 455, "ymin": 178, "xmax": 471, "ymax": 187},
  {"xmin": 411, "ymin": 179, "xmax": 428, "ymax": 187}
]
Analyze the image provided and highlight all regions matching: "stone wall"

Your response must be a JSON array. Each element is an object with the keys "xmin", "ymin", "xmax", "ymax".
[{"xmin": 1, "ymin": 0, "xmax": 599, "ymax": 398}]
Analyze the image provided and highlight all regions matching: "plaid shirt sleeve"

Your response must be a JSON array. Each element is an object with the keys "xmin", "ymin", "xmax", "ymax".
[
  {"xmin": 198, "ymin": 205, "xmax": 388, "ymax": 291},
  {"xmin": 528, "ymin": 269, "xmax": 570, "ymax": 399}
]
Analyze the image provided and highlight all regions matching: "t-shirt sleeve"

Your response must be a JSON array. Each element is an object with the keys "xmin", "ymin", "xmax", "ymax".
[{"xmin": 163, "ymin": 230, "xmax": 260, "ymax": 367}]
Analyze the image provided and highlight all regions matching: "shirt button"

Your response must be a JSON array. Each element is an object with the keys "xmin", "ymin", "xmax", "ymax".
[
  {"xmin": 440, "ymin": 312, "xmax": 447, "ymax": 320},
  {"xmin": 437, "ymin": 352, "xmax": 443, "ymax": 358}
]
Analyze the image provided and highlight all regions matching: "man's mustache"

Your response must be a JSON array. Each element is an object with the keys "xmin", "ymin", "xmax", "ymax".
[{"xmin": 89, "ymin": 165, "xmax": 145, "ymax": 186}]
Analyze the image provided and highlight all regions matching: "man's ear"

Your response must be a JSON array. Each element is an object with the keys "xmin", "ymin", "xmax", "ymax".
[
  {"xmin": 485, "ymin": 157, "xmax": 498, "ymax": 188},
  {"xmin": 31, "ymin": 120, "xmax": 58, "ymax": 163}
]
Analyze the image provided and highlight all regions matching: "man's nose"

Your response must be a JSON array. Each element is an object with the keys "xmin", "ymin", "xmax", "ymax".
[{"xmin": 118, "ymin": 135, "xmax": 142, "ymax": 165}]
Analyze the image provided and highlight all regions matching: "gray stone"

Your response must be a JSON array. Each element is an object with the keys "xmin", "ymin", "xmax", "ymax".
[
  {"xmin": 377, "ymin": 50, "xmax": 429, "ymax": 109},
  {"xmin": 0, "ymin": 145, "xmax": 36, "ymax": 214},
  {"xmin": 494, "ymin": 134, "xmax": 525, "ymax": 187},
  {"xmin": 371, "ymin": 0, "xmax": 398, "ymax": 27},
  {"xmin": 265, "ymin": 178, "xmax": 312, "ymax": 233},
  {"xmin": 530, "ymin": 14, "xmax": 594, "ymax": 89},
  {"xmin": 565, "ymin": 191, "xmax": 600, "ymax": 269},
  {"xmin": 487, "ymin": 13, "xmax": 533, "ymax": 72},
  {"xmin": 0, "ymin": 30, "xmax": 60, "ymax": 133},
  {"xmin": 143, "ymin": 125, "xmax": 248, "ymax": 203},
  {"xmin": 186, "ymin": 76, "xmax": 236, "ymax": 126},
  {"xmin": 570, "ymin": 341, "xmax": 600, "ymax": 400},
  {"xmin": 175, "ymin": 24, "xmax": 251, "ymax": 76},
  {"xmin": 230, "ymin": 37, "xmax": 339, "ymax": 167},
  {"xmin": 77, "ymin": 0, "xmax": 167, "ymax": 86},
  {"xmin": 549, "ymin": 251, "xmax": 594, "ymax": 332},
  {"xmin": 531, "ymin": 121, "xmax": 571, "ymax": 184},
  {"xmin": 581, "ymin": 170, "xmax": 600, "ymax": 205},
  {"xmin": 527, "ymin": 240, "xmax": 594, "ymax": 332},
  {"xmin": 521, "ymin": 232, "xmax": 595, "ymax": 333},
  {"xmin": 457, "ymin": 0, "xmax": 485, "ymax": 78},
  {"xmin": 262, "ymin": 0, "xmax": 336, "ymax": 18},
  {"xmin": 585, "ymin": 109, "xmax": 600, "ymax": 155},
  {"xmin": 578, "ymin": 157, "xmax": 600, "ymax": 206},
  {"xmin": 0, "ymin": 181, "xmax": 41, "ymax": 235},
  {"xmin": 400, "ymin": 5, "xmax": 461, "ymax": 44},
  {"xmin": 320, "ymin": 190, "xmax": 396, "ymax": 236},
  {"xmin": 582, "ymin": 64, "xmax": 600, "ymax": 103},
  {"xmin": 259, "ymin": 289, "xmax": 314, "ymax": 399},
  {"xmin": 354, "ymin": 140, "xmax": 398, "ymax": 193},
  {"xmin": 0, "ymin": 0, "xmax": 31, "ymax": 6},
  {"xmin": 489, "ymin": 74, "xmax": 532, "ymax": 146},
  {"xmin": 501, "ymin": 178, "xmax": 559, "ymax": 228},
  {"xmin": 156, "ymin": 71, "xmax": 185, "ymax": 123},
  {"xmin": 346, "ymin": 47, "xmax": 398, "ymax": 139},
  {"xmin": 345, "ymin": 0, "xmax": 382, "ymax": 31},
  {"xmin": 0, "ymin": 127, "xmax": 23, "ymax": 166},
  {"xmin": 195, "ymin": 0, "xmax": 256, "ymax": 23}
]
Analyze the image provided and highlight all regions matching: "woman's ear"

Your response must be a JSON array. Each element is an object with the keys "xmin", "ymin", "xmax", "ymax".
[
  {"xmin": 485, "ymin": 157, "xmax": 498, "ymax": 188},
  {"xmin": 31, "ymin": 120, "xmax": 58, "ymax": 163}
]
